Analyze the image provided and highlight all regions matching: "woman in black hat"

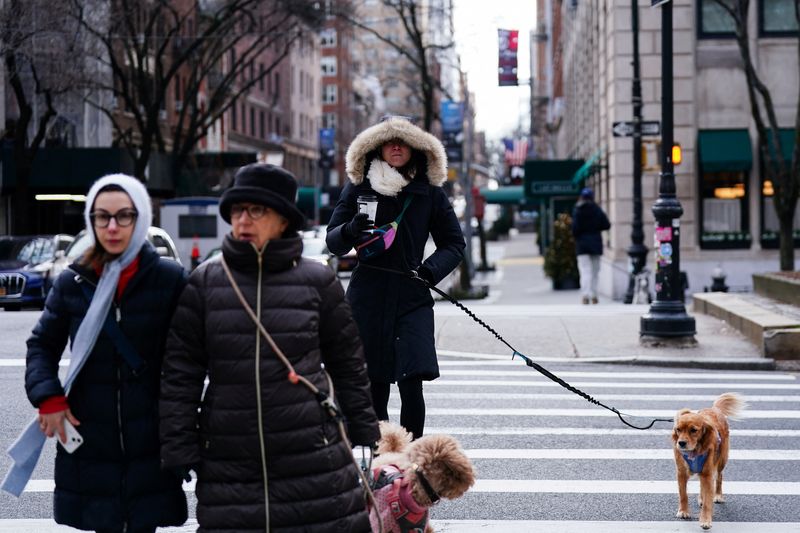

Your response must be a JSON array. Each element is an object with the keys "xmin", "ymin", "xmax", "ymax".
[
  {"xmin": 159, "ymin": 163, "xmax": 380, "ymax": 532},
  {"xmin": 326, "ymin": 117, "xmax": 465, "ymax": 440}
]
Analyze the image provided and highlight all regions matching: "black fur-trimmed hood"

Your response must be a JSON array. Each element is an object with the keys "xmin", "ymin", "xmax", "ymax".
[{"xmin": 345, "ymin": 117, "xmax": 448, "ymax": 187}]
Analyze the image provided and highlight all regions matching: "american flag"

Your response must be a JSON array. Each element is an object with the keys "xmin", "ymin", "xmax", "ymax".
[{"xmin": 503, "ymin": 137, "xmax": 528, "ymax": 166}]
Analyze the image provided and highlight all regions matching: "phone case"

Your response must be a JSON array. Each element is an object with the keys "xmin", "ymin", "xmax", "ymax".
[{"xmin": 58, "ymin": 420, "xmax": 83, "ymax": 454}]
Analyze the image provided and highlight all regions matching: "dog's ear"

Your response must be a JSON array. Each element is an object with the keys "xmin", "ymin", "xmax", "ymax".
[{"xmin": 697, "ymin": 416, "xmax": 717, "ymax": 453}]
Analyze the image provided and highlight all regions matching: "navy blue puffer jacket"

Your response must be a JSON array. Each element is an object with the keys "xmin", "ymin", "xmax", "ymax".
[
  {"xmin": 571, "ymin": 201, "xmax": 611, "ymax": 256},
  {"xmin": 25, "ymin": 243, "xmax": 188, "ymax": 531}
]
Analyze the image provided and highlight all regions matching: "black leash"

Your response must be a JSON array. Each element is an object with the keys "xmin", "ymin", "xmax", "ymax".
[{"xmin": 358, "ymin": 263, "xmax": 674, "ymax": 430}]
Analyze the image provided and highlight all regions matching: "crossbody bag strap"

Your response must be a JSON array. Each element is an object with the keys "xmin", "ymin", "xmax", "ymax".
[
  {"xmin": 75, "ymin": 276, "xmax": 147, "ymax": 377},
  {"xmin": 394, "ymin": 195, "xmax": 413, "ymax": 224}
]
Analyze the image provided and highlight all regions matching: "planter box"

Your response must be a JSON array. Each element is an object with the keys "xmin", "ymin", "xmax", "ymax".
[
  {"xmin": 552, "ymin": 277, "xmax": 580, "ymax": 291},
  {"xmin": 753, "ymin": 272, "xmax": 800, "ymax": 306}
]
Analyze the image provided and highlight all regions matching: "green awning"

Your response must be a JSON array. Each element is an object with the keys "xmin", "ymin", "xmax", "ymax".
[
  {"xmin": 297, "ymin": 187, "xmax": 318, "ymax": 209},
  {"xmin": 698, "ymin": 130, "xmax": 752, "ymax": 172},
  {"xmin": 571, "ymin": 149, "xmax": 603, "ymax": 184},
  {"xmin": 479, "ymin": 185, "xmax": 525, "ymax": 204}
]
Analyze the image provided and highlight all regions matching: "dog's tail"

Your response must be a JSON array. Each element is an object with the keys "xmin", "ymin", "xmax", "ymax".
[{"xmin": 714, "ymin": 392, "xmax": 746, "ymax": 420}]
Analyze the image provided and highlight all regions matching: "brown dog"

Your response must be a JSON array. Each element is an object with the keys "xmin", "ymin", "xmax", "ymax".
[
  {"xmin": 368, "ymin": 421, "xmax": 475, "ymax": 533},
  {"xmin": 672, "ymin": 392, "xmax": 745, "ymax": 529}
]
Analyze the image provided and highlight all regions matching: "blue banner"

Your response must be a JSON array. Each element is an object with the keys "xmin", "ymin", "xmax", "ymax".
[
  {"xmin": 319, "ymin": 128, "xmax": 335, "ymax": 150},
  {"xmin": 440, "ymin": 101, "xmax": 463, "ymax": 133}
]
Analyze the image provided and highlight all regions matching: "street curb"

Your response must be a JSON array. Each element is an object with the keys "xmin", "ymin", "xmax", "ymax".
[{"xmin": 580, "ymin": 356, "xmax": 776, "ymax": 371}]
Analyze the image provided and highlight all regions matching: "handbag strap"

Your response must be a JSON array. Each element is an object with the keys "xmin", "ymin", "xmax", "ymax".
[
  {"xmin": 75, "ymin": 277, "xmax": 147, "ymax": 377},
  {"xmin": 394, "ymin": 195, "xmax": 413, "ymax": 224}
]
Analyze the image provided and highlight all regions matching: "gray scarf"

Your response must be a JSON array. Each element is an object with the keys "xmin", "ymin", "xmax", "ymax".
[{"xmin": 2, "ymin": 173, "xmax": 152, "ymax": 497}]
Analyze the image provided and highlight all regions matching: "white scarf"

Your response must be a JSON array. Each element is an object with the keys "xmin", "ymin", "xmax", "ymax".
[{"xmin": 366, "ymin": 159, "xmax": 410, "ymax": 197}]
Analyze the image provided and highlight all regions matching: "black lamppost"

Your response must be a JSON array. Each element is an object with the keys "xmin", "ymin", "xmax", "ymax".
[
  {"xmin": 640, "ymin": 0, "xmax": 696, "ymax": 339},
  {"xmin": 624, "ymin": 0, "xmax": 648, "ymax": 304}
]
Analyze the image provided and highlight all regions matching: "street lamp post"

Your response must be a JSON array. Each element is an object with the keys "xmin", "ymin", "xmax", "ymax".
[
  {"xmin": 624, "ymin": 0, "xmax": 648, "ymax": 304},
  {"xmin": 640, "ymin": 0, "xmax": 696, "ymax": 340}
]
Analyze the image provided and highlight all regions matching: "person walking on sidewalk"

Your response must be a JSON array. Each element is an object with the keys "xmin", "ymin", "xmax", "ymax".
[
  {"xmin": 571, "ymin": 187, "xmax": 611, "ymax": 305},
  {"xmin": 160, "ymin": 163, "xmax": 380, "ymax": 532},
  {"xmin": 326, "ymin": 116, "xmax": 465, "ymax": 440},
  {"xmin": 3, "ymin": 174, "xmax": 188, "ymax": 533}
]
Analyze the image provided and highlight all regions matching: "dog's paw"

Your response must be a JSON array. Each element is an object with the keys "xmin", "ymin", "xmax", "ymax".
[
  {"xmin": 676, "ymin": 510, "xmax": 691, "ymax": 519},
  {"xmin": 700, "ymin": 519, "xmax": 712, "ymax": 529},
  {"xmin": 713, "ymin": 494, "xmax": 725, "ymax": 504}
]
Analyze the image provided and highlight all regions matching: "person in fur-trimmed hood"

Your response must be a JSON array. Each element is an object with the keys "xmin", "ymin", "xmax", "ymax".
[{"xmin": 327, "ymin": 116, "xmax": 465, "ymax": 440}]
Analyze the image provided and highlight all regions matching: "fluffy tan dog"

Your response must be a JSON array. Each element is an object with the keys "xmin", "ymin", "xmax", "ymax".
[
  {"xmin": 367, "ymin": 421, "xmax": 475, "ymax": 533},
  {"xmin": 672, "ymin": 392, "xmax": 746, "ymax": 530}
]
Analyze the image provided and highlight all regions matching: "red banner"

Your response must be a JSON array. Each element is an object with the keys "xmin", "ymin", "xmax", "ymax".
[{"xmin": 498, "ymin": 29, "xmax": 518, "ymax": 87}]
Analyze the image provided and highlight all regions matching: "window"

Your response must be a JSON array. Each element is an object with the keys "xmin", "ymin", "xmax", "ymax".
[
  {"xmin": 321, "ymin": 56, "xmax": 337, "ymax": 76},
  {"xmin": 259, "ymin": 64, "xmax": 265, "ymax": 91},
  {"xmin": 260, "ymin": 110, "xmax": 265, "ymax": 138},
  {"xmin": 323, "ymin": 112, "xmax": 337, "ymax": 129},
  {"xmin": 760, "ymin": 0, "xmax": 799, "ymax": 35},
  {"xmin": 323, "ymin": 84, "xmax": 337, "ymax": 104},
  {"xmin": 179, "ymin": 215, "xmax": 217, "ymax": 239},
  {"xmin": 274, "ymin": 72, "xmax": 280, "ymax": 97},
  {"xmin": 250, "ymin": 107, "xmax": 255, "ymax": 137},
  {"xmin": 241, "ymin": 103, "xmax": 246, "ymax": 133},
  {"xmin": 697, "ymin": 130, "xmax": 752, "ymax": 249},
  {"xmin": 320, "ymin": 28, "xmax": 337, "ymax": 47},
  {"xmin": 760, "ymin": 129, "xmax": 800, "ymax": 247},
  {"xmin": 698, "ymin": 0, "xmax": 736, "ymax": 38},
  {"xmin": 231, "ymin": 99, "xmax": 237, "ymax": 130}
]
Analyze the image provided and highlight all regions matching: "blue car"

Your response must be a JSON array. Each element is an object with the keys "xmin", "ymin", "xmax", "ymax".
[{"xmin": 0, "ymin": 234, "xmax": 74, "ymax": 311}]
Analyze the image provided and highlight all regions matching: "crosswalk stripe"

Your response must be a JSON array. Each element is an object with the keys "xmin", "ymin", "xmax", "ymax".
[
  {"xmin": 428, "ymin": 379, "xmax": 800, "ymax": 389},
  {"xmin": 5, "ymin": 520, "xmax": 797, "ymax": 533},
  {"xmin": 21, "ymin": 479, "xmax": 800, "ymax": 495},
  {"xmin": 421, "ymin": 392, "xmax": 800, "ymax": 402},
  {"xmin": 438, "ymin": 369, "xmax": 795, "ymax": 380},
  {"xmin": 425, "ymin": 427, "xmax": 800, "ymax": 437},
  {"xmin": 465, "ymin": 449, "xmax": 800, "ymax": 460},
  {"xmin": 389, "ymin": 407, "xmax": 800, "ymax": 418}
]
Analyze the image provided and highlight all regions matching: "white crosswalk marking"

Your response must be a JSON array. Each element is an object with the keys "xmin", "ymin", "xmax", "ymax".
[{"xmin": 4, "ymin": 359, "xmax": 799, "ymax": 531}]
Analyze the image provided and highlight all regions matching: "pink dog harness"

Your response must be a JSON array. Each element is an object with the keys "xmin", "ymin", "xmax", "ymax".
[{"xmin": 369, "ymin": 464, "xmax": 429, "ymax": 533}]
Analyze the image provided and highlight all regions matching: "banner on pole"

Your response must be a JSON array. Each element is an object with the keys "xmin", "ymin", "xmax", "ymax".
[{"xmin": 498, "ymin": 29, "xmax": 519, "ymax": 87}]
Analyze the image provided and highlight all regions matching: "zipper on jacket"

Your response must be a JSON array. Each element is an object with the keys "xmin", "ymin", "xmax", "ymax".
[
  {"xmin": 115, "ymin": 303, "xmax": 127, "ymax": 533},
  {"xmin": 254, "ymin": 249, "xmax": 270, "ymax": 530}
]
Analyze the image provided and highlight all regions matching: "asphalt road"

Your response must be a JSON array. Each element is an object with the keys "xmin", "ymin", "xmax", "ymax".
[{"xmin": 0, "ymin": 310, "xmax": 799, "ymax": 532}]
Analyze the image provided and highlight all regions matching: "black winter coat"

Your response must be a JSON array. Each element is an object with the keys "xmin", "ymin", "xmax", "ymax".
[
  {"xmin": 25, "ymin": 243, "xmax": 188, "ymax": 532},
  {"xmin": 160, "ymin": 234, "xmax": 379, "ymax": 533},
  {"xmin": 326, "ymin": 176, "xmax": 465, "ymax": 383},
  {"xmin": 571, "ymin": 201, "xmax": 611, "ymax": 256}
]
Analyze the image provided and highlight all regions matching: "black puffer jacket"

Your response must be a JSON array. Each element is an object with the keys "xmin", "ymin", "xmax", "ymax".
[
  {"xmin": 571, "ymin": 200, "xmax": 611, "ymax": 256},
  {"xmin": 160, "ymin": 234, "xmax": 379, "ymax": 533},
  {"xmin": 25, "ymin": 243, "xmax": 188, "ymax": 531}
]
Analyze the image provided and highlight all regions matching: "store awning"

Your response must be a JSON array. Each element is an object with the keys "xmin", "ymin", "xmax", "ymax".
[
  {"xmin": 571, "ymin": 149, "xmax": 603, "ymax": 184},
  {"xmin": 767, "ymin": 129, "xmax": 796, "ymax": 161},
  {"xmin": 698, "ymin": 130, "xmax": 752, "ymax": 172},
  {"xmin": 479, "ymin": 185, "xmax": 525, "ymax": 204},
  {"xmin": 297, "ymin": 187, "xmax": 318, "ymax": 210}
]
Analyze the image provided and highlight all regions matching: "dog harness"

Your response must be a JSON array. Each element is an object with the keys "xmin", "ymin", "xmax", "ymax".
[
  {"xmin": 681, "ymin": 431, "xmax": 722, "ymax": 474},
  {"xmin": 369, "ymin": 464, "xmax": 429, "ymax": 533}
]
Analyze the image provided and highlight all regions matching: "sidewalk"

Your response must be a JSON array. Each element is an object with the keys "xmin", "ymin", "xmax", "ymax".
[{"xmin": 433, "ymin": 231, "xmax": 773, "ymax": 370}]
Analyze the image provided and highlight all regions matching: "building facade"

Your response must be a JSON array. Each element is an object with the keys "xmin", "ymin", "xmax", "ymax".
[{"xmin": 541, "ymin": 0, "xmax": 799, "ymax": 299}]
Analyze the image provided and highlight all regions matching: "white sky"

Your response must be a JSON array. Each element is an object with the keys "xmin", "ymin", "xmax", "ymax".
[{"xmin": 453, "ymin": 0, "xmax": 536, "ymax": 143}]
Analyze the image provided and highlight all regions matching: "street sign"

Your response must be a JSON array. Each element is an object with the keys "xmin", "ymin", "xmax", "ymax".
[
  {"xmin": 651, "ymin": 0, "xmax": 671, "ymax": 6},
  {"xmin": 530, "ymin": 181, "xmax": 581, "ymax": 195},
  {"xmin": 612, "ymin": 120, "xmax": 661, "ymax": 137}
]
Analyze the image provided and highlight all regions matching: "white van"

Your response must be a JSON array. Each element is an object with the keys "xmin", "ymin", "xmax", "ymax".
[{"xmin": 159, "ymin": 197, "xmax": 230, "ymax": 268}]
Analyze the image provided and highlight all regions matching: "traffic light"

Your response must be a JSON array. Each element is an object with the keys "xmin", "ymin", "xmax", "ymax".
[{"xmin": 671, "ymin": 143, "xmax": 682, "ymax": 166}]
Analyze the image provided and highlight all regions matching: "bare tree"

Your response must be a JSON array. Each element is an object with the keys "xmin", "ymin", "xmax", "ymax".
[
  {"xmin": 711, "ymin": 0, "xmax": 800, "ymax": 270},
  {"xmin": 1, "ymin": 0, "xmax": 88, "ymax": 233},
  {"xmin": 335, "ymin": 0, "xmax": 457, "ymax": 131},
  {"xmin": 71, "ymin": 0, "xmax": 323, "ymax": 180}
]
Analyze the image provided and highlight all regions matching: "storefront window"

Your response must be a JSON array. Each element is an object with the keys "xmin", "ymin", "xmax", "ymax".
[
  {"xmin": 700, "ymin": 170, "xmax": 751, "ymax": 249},
  {"xmin": 760, "ymin": 0, "xmax": 799, "ymax": 36},
  {"xmin": 760, "ymin": 129, "xmax": 800, "ymax": 247}
]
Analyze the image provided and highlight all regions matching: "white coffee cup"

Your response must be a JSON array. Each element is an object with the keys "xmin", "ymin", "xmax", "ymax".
[{"xmin": 357, "ymin": 195, "xmax": 378, "ymax": 226}]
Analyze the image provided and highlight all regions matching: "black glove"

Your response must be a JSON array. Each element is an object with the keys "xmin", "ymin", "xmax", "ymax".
[
  {"xmin": 171, "ymin": 465, "xmax": 193, "ymax": 483},
  {"xmin": 411, "ymin": 266, "xmax": 435, "ymax": 285},
  {"xmin": 342, "ymin": 212, "xmax": 371, "ymax": 240}
]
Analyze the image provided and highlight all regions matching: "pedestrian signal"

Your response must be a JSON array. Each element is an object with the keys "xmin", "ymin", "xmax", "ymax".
[{"xmin": 672, "ymin": 143, "xmax": 682, "ymax": 166}]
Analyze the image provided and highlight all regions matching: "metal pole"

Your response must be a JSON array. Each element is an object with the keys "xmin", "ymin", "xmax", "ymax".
[
  {"xmin": 640, "ymin": 1, "xmax": 696, "ymax": 339},
  {"xmin": 624, "ymin": 0, "xmax": 648, "ymax": 304}
]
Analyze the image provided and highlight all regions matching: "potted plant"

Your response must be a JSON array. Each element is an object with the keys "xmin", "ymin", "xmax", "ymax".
[{"xmin": 543, "ymin": 213, "xmax": 580, "ymax": 290}]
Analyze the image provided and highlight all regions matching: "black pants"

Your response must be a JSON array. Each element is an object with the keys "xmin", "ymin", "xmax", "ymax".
[{"xmin": 371, "ymin": 379, "xmax": 425, "ymax": 439}]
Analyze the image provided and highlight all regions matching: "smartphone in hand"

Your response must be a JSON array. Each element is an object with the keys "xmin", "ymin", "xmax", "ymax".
[{"xmin": 58, "ymin": 419, "xmax": 83, "ymax": 454}]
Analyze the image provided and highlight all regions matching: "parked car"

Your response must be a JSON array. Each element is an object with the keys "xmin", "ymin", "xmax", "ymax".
[
  {"xmin": 48, "ymin": 226, "xmax": 182, "ymax": 282},
  {"xmin": 0, "ymin": 234, "xmax": 74, "ymax": 311},
  {"xmin": 304, "ymin": 225, "xmax": 357, "ymax": 274},
  {"xmin": 302, "ymin": 238, "xmax": 339, "ymax": 274}
]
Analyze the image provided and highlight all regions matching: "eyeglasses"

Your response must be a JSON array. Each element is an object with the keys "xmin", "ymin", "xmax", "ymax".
[
  {"xmin": 230, "ymin": 204, "xmax": 267, "ymax": 220},
  {"xmin": 90, "ymin": 209, "xmax": 138, "ymax": 228}
]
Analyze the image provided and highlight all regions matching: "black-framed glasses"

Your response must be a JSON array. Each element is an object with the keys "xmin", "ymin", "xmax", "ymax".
[
  {"xmin": 230, "ymin": 204, "xmax": 267, "ymax": 220},
  {"xmin": 90, "ymin": 209, "xmax": 138, "ymax": 228}
]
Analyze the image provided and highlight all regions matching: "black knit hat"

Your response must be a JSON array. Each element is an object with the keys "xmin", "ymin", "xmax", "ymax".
[{"xmin": 219, "ymin": 163, "xmax": 305, "ymax": 232}]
